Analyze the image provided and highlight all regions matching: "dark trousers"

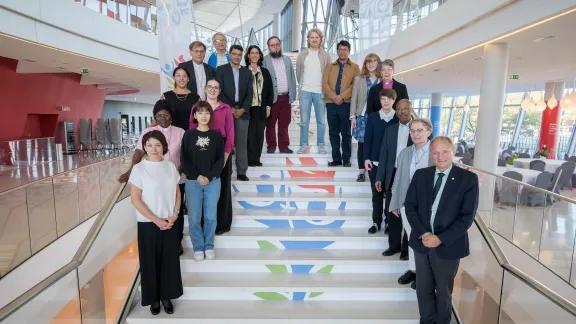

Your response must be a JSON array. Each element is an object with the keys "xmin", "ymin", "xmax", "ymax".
[
  {"xmin": 386, "ymin": 187, "xmax": 405, "ymax": 251},
  {"xmin": 247, "ymin": 106, "xmax": 266, "ymax": 164},
  {"xmin": 357, "ymin": 142, "xmax": 365, "ymax": 171},
  {"xmin": 368, "ymin": 166, "xmax": 384, "ymax": 227},
  {"xmin": 266, "ymin": 95, "xmax": 292, "ymax": 150},
  {"xmin": 326, "ymin": 102, "xmax": 352, "ymax": 163},
  {"xmin": 137, "ymin": 222, "xmax": 183, "ymax": 306},
  {"xmin": 414, "ymin": 249, "xmax": 460, "ymax": 324},
  {"xmin": 176, "ymin": 183, "xmax": 185, "ymax": 242},
  {"xmin": 216, "ymin": 156, "xmax": 233, "ymax": 233}
]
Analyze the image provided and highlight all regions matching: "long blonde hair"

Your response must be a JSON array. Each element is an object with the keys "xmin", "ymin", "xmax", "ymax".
[{"xmin": 360, "ymin": 53, "xmax": 382, "ymax": 78}]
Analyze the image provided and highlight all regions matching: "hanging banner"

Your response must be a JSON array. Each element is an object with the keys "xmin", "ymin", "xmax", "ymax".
[
  {"xmin": 538, "ymin": 101, "xmax": 562, "ymax": 160},
  {"xmin": 157, "ymin": 0, "xmax": 193, "ymax": 93},
  {"xmin": 357, "ymin": 0, "xmax": 393, "ymax": 63}
]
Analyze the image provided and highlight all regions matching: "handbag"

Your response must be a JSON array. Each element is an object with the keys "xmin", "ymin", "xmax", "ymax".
[{"xmin": 352, "ymin": 113, "xmax": 367, "ymax": 143}]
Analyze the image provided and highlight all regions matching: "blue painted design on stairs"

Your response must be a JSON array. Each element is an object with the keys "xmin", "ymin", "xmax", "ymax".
[
  {"xmin": 237, "ymin": 201, "xmax": 285, "ymax": 209},
  {"xmin": 338, "ymin": 202, "xmax": 346, "ymax": 210},
  {"xmin": 292, "ymin": 220, "xmax": 345, "ymax": 228},
  {"xmin": 256, "ymin": 185, "xmax": 274, "ymax": 193},
  {"xmin": 291, "ymin": 265, "xmax": 314, "ymax": 273},
  {"xmin": 279, "ymin": 241, "xmax": 335, "ymax": 249},
  {"xmin": 293, "ymin": 292, "xmax": 307, "ymax": 300},
  {"xmin": 232, "ymin": 185, "xmax": 239, "ymax": 193},
  {"xmin": 308, "ymin": 201, "xmax": 327, "ymax": 210},
  {"xmin": 255, "ymin": 220, "xmax": 291, "ymax": 228}
]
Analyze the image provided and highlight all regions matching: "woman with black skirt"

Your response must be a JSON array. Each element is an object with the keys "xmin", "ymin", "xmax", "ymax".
[
  {"xmin": 244, "ymin": 45, "xmax": 274, "ymax": 167},
  {"xmin": 190, "ymin": 78, "xmax": 235, "ymax": 235},
  {"xmin": 129, "ymin": 130, "xmax": 183, "ymax": 315}
]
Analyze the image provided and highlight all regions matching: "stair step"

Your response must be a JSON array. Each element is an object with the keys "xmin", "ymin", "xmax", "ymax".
[
  {"xmin": 179, "ymin": 248, "xmax": 405, "ymax": 274},
  {"xmin": 126, "ymin": 300, "xmax": 420, "ymax": 323},
  {"xmin": 259, "ymin": 156, "xmax": 360, "ymax": 166},
  {"xmin": 231, "ymin": 178, "xmax": 371, "ymax": 194},
  {"xmin": 261, "ymin": 145, "xmax": 358, "ymax": 154},
  {"xmin": 232, "ymin": 192, "xmax": 372, "ymax": 210},
  {"xmin": 182, "ymin": 227, "xmax": 388, "ymax": 250},
  {"xmin": 243, "ymin": 168, "xmax": 361, "ymax": 181}
]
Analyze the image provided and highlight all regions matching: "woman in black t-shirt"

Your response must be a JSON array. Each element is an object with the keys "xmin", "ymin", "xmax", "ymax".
[{"xmin": 162, "ymin": 67, "xmax": 200, "ymax": 130}]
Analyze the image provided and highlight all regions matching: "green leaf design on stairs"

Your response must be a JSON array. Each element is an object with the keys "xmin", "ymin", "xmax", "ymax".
[
  {"xmin": 316, "ymin": 265, "xmax": 334, "ymax": 273},
  {"xmin": 257, "ymin": 240, "xmax": 277, "ymax": 249},
  {"xmin": 308, "ymin": 292, "xmax": 324, "ymax": 298},
  {"xmin": 253, "ymin": 292, "xmax": 289, "ymax": 300},
  {"xmin": 265, "ymin": 265, "xmax": 288, "ymax": 273}
]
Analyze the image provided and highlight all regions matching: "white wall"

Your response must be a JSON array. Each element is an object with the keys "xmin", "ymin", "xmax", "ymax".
[{"xmin": 101, "ymin": 100, "xmax": 154, "ymax": 133}]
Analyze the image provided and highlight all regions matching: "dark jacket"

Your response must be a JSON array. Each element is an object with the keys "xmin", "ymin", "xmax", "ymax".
[
  {"xmin": 248, "ymin": 67, "xmax": 274, "ymax": 120},
  {"xmin": 404, "ymin": 165, "xmax": 479, "ymax": 260},
  {"xmin": 375, "ymin": 122, "xmax": 413, "ymax": 190},
  {"xmin": 363, "ymin": 112, "xmax": 398, "ymax": 165},
  {"xmin": 177, "ymin": 61, "xmax": 216, "ymax": 96},
  {"xmin": 366, "ymin": 79, "xmax": 409, "ymax": 115},
  {"xmin": 216, "ymin": 64, "xmax": 253, "ymax": 119}
]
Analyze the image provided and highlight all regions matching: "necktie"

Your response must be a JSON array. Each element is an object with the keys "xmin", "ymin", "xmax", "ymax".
[{"xmin": 432, "ymin": 173, "xmax": 445, "ymax": 202}]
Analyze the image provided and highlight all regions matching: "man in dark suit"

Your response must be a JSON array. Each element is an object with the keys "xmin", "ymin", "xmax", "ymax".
[
  {"xmin": 404, "ymin": 136, "xmax": 479, "ymax": 324},
  {"xmin": 216, "ymin": 44, "xmax": 253, "ymax": 181},
  {"xmin": 178, "ymin": 41, "xmax": 216, "ymax": 100},
  {"xmin": 366, "ymin": 59, "xmax": 409, "ymax": 115},
  {"xmin": 374, "ymin": 99, "xmax": 412, "ymax": 259}
]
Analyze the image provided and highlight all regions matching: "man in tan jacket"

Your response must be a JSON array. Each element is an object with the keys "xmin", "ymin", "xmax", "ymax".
[{"xmin": 323, "ymin": 40, "xmax": 360, "ymax": 167}]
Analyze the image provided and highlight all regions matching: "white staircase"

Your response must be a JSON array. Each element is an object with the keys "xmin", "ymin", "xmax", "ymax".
[{"xmin": 126, "ymin": 113, "xmax": 420, "ymax": 323}]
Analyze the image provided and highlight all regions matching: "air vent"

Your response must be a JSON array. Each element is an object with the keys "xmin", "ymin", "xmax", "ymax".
[
  {"xmin": 533, "ymin": 35, "xmax": 556, "ymax": 43},
  {"xmin": 22, "ymin": 59, "xmax": 36, "ymax": 63}
]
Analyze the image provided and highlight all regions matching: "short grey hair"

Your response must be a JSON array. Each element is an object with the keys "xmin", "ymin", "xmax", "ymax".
[
  {"xmin": 431, "ymin": 136, "xmax": 455, "ymax": 150},
  {"xmin": 212, "ymin": 32, "xmax": 227, "ymax": 43}
]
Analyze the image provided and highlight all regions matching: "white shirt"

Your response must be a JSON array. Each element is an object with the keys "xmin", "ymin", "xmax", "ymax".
[
  {"xmin": 301, "ymin": 50, "xmax": 323, "ymax": 94},
  {"xmin": 193, "ymin": 62, "xmax": 206, "ymax": 100},
  {"xmin": 396, "ymin": 121, "xmax": 411, "ymax": 158},
  {"xmin": 379, "ymin": 109, "xmax": 396, "ymax": 122},
  {"xmin": 129, "ymin": 159, "xmax": 180, "ymax": 223},
  {"xmin": 409, "ymin": 141, "xmax": 431, "ymax": 181}
]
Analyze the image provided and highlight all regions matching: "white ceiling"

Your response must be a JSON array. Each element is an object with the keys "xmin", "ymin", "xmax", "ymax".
[
  {"xmin": 193, "ymin": 0, "xmax": 264, "ymax": 33},
  {"xmin": 394, "ymin": 9, "xmax": 576, "ymax": 97}
]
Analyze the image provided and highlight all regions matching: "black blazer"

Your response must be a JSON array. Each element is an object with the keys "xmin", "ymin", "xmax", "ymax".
[
  {"xmin": 216, "ymin": 64, "xmax": 253, "ymax": 119},
  {"xmin": 366, "ymin": 79, "xmax": 409, "ymax": 115},
  {"xmin": 375, "ymin": 123, "xmax": 413, "ymax": 190},
  {"xmin": 248, "ymin": 67, "xmax": 274, "ymax": 120},
  {"xmin": 177, "ymin": 61, "xmax": 216, "ymax": 96},
  {"xmin": 404, "ymin": 165, "xmax": 479, "ymax": 260}
]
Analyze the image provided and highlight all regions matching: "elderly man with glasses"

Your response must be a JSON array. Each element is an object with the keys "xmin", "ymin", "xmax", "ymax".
[{"xmin": 206, "ymin": 32, "xmax": 230, "ymax": 69}]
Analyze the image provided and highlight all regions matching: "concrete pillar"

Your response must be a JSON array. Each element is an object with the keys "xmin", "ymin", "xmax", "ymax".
[
  {"xmin": 538, "ymin": 81, "xmax": 565, "ymax": 159},
  {"xmin": 292, "ymin": 0, "xmax": 303, "ymax": 52},
  {"xmin": 430, "ymin": 93, "xmax": 443, "ymax": 137},
  {"xmin": 474, "ymin": 43, "xmax": 509, "ymax": 212}
]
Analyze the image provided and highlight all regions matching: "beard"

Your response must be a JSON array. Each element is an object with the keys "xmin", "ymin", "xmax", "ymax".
[{"xmin": 270, "ymin": 50, "xmax": 282, "ymax": 58}]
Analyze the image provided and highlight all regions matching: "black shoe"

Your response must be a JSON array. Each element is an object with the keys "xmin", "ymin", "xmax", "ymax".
[
  {"xmin": 161, "ymin": 300, "xmax": 174, "ymax": 314},
  {"xmin": 398, "ymin": 270, "xmax": 416, "ymax": 285},
  {"xmin": 356, "ymin": 174, "xmax": 365, "ymax": 182},
  {"xmin": 411, "ymin": 281, "xmax": 416, "ymax": 290},
  {"xmin": 215, "ymin": 229, "xmax": 225, "ymax": 235},
  {"xmin": 384, "ymin": 223, "xmax": 389, "ymax": 235},
  {"xmin": 382, "ymin": 248, "xmax": 401, "ymax": 256},
  {"xmin": 328, "ymin": 161, "xmax": 342, "ymax": 167},
  {"xmin": 248, "ymin": 162, "xmax": 262, "ymax": 167},
  {"xmin": 280, "ymin": 148, "xmax": 293, "ymax": 154},
  {"xmin": 179, "ymin": 244, "xmax": 184, "ymax": 256},
  {"xmin": 237, "ymin": 174, "xmax": 249, "ymax": 181},
  {"xmin": 343, "ymin": 161, "xmax": 352, "ymax": 167},
  {"xmin": 150, "ymin": 301, "xmax": 161, "ymax": 315},
  {"xmin": 367, "ymin": 223, "xmax": 380, "ymax": 234},
  {"xmin": 267, "ymin": 147, "xmax": 275, "ymax": 153},
  {"xmin": 399, "ymin": 251, "xmax": 409, "ymax": 261},
  {"xmin": 255, "ymin": 162, "xmax": 263, "ymax": 166}
]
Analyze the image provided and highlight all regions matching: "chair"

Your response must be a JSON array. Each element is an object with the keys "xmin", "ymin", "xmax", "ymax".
[
  {"xmin": 497, "ymin": 159, "xmax": 506, "ymax": 167},
  {"xmin": 565, "ymin": 153, "xmax": 570, "ymax": 161},
  {"xmin": 460, "ymin": 157, "xmax": 473, "ymax": 166},
  {"xmin": 462, "ymin": 152, "xmax": 472, "ymax": 159},
  {"xmin": 521, "ymin": 171, "xmax": 552, "ymax": 207},
  {"xmin": 468, "ymin": 147, "xmax": 475, "ymax": 158},
  {"xmin": 500, "ymin": 171, "xmax": 523, "ymax": 205},
  {"xmin": 519, "ymin": 153, "xmax": 530, "ymax": 158},
  {"xmin": 501, "ymin": 149, "xmax": 513, "ymax": 160},
  {"xmin": 78, "ymin": 118, "xmax": 93, "ymax": 151},
  {"xmin": 529, "ymin": 160, "xmax": 545, "ymax": 171},
  {"xmin": 548, "ymin": 167, "xmax": 563, "ymax": 195},
  {"xmin": 559, "ymin": 161, "xmax": 576, "ymax": 190},
  {"xmin": 569, "ymin": 156, "xmax": 576, "ymax": 163}
]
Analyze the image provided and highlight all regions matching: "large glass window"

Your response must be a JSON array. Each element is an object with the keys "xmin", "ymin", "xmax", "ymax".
[{"xmin": 280, "ymin": 0, "xmax": 294, "ymax": 52}]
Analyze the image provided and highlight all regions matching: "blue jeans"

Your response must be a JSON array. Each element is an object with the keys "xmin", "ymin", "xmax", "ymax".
[
  {"xmin": 185, "ymin": 178, "xmax": 221, "ymax": 252},
  {"xmin": 299, "ymin": 90, "xmax": 326, "ymax": 146}
]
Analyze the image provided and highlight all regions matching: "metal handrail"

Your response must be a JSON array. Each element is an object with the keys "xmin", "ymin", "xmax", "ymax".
[
  {"xmin": 0, "ymin": 183, "xmax": 127, "ymax": 321},
  {"xmin": 474, "ymin": 214, "xmax": 576, "ymax": 317}
]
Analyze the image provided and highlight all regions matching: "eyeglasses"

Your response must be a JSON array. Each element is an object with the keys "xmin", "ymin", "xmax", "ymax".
[
  {"xmin": 214, "ymin": 39, "xmax": 226, "ymax": 44},
  {"xmin": 192, "ymin": 50, "xmax": 205, "ymax": 54},
  {"xmin": 269, "ymin": 43, "xmax": 281, "ymax": 48},
  {"xmin": 410, "ymin": 128, "xmax": 428, "ymax": 134},
  {"xmin": 206, "ymin": 85, "xmax": 220, "ymax": 91},
  {"xmin": 155, "ymin": 114, "xmax": 171, "ymax": 120}
]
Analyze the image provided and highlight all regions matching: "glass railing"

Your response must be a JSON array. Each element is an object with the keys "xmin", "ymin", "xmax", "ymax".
[
  {"xmin": 0, "ymin": 153, "xmax": 131, "ymax": 278},
  {"xmin": 460, "ymin": 164, "xmax": 576, "ymax": 288},
  {"xmin": 74, "ymin": 0, "xmax": 158, "ymax": 34},
  {"xmin": 391, "ymin": 0, "xmax": 448, "ymax": 35}
]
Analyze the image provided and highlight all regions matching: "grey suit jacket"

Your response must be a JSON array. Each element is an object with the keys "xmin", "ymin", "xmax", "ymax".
[
  {"xmin": 389, "ymin": 144, "xmax": 435, "ymax": 212},
  {"xmin": 263, "ymin": 55, "xmax": 297, "ymax": 104}
]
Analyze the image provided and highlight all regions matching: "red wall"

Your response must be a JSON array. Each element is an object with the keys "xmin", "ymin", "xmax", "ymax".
[{"xmin": 0, "ymin": 57, "xmax": 106, "ymax": 142}]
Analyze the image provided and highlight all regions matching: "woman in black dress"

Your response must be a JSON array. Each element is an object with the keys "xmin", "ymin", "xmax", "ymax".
[{"xmin": 162, "ymin": 67, "xmax": 201, "ymax": 130}]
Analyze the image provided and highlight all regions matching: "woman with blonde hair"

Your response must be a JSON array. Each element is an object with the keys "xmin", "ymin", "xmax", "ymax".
[
  {"xmin": 295, "ymin": 28, "xmax": 331, "ymax": 154},
  {"xmin": 350, "ymin": 53, "xmax": 381, "ymax": 182},
  {"xmin": 389, "ymin": 118, "xmax": 434, "ymax": 290}
]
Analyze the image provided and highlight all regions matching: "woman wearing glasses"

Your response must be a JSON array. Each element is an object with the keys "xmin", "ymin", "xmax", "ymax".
[
  {"xmin": 119, "ymin": 100, "xmax": 187, "ymax": 254},
  {"xmin": 190, "ymin": 78, "xmax": 235, "ymax": 235},
  {"xmin": 163, "ymin": 67, "xmax": 201, "ymax": 131},
  {"xmin": 388, "ymin": 118, "xmax": 434, "ymax": 290}
]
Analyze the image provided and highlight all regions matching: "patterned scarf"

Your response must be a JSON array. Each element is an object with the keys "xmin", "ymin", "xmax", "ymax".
[{"xmin": 251, "ymin": 67, "xmax": 264, "ymax": 107}]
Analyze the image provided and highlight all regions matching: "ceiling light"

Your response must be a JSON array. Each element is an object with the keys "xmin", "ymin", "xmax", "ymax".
[
  {"xmin": 561, "ymin": 91, "xmax": 572, "ymax": 108},
  {"xmin": 521, "ymin": 96, "xmax": 534, "ymax": 110},
  {"xmin": 548, "ymin": 94, "xmax": 558, "ymax": 109},
  {"xmin": 535, "ymin": 100, "xmax": 547, "ymax": 112},
  {"xmin": 533, "ymin": 35, "xmax": 556, "ymax": 43},
  {"xmin": 569, "ymin": 91, "xmax": 576, "ymax": 108},
  {"xmin": 463, "ymin": 104, "xmax": 470, "ymax": 112},
  {"xmin": 473, "ymin": 56, "xmax": 483, "ymax": 61},
  {"xmin": 433, "ymin": 68, "xmax": 441, "ymax": 72}
]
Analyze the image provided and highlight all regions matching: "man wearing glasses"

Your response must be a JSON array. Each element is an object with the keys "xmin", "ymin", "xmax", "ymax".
[
  {"xmin": 206, "ymin": 32, "xmax": 230, "ymax": 69},
  {"xmin": 178, "ymin": 41, "xmax": 216, "ymax": 100},
  {"xmin": 262, "ymin": 36, "xmax": 297, "ymax": 154}
]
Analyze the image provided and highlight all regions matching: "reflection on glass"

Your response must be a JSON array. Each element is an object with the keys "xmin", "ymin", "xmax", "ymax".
[{"xmin": 0, "ymin": 188, "xmax": 30, "ymax": 277}]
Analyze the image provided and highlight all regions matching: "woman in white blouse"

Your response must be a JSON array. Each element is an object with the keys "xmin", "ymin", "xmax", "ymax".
[{"xmin": 388, "ymin": 118, "xmax": 434, "ymax": 290}]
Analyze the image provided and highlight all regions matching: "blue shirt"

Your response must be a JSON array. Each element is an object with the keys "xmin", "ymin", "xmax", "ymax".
[
  {"xmin": 430, "ymin": 164, "xmax": 453, "ymax": 234},
  {"xmin": 335, "ymin": 61, "xmax": 344, "ymax": 95},
  {"xmin": 232, "ymin": 64, "xmax": 240, "ymax": 103}
]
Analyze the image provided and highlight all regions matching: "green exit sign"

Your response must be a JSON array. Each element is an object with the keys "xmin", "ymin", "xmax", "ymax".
[
  {"xmin": 80, "ymin": 68, "xmax": 89, "ymax": 74},
  {"xmin": 510, "ymin": 74, "xmax": 519, "ymax": 80}
]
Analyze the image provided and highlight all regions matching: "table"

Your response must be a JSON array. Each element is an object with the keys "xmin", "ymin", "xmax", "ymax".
[
  {"xmin": 495, "ymin": 166, "xmax": 541, "ymax": 186},
  {"xmin": 513, "ymin": 158, "xmax": 573, "ymax": 174}
]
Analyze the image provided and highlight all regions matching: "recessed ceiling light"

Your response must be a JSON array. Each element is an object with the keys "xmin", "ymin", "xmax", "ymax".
[
  {"xmin": 417, "ymin": 73, "xmax": 425, "ymax": 76},
  {"xmin": 473, "ymin": 56, "xmax": 483, "ymax": 61},
  {"xmin": 22, "ymin": 59, "xmax": 36, "ymax": 63},
  {"xmin": 433, "ymin": 68, "xmax": 441, "ymax": 72},
  {"xmin": 533, "ymin": 35, "xmax": 556, "ymax": 42}
]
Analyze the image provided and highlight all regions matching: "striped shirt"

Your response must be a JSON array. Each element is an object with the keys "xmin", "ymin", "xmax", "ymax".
[{"xmin": 271, "ymin": 57, "xmax": 288, "ymax": 94}]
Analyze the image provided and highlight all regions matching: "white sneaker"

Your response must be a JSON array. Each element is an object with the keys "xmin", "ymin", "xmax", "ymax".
[
  {"xmin": 318, "ymin": 145, "xmax": 327, "ymax": 154},
  {"xmin": 297, "ymin": 145, "xmax": 307, "ymax": 154},
  {"xmin": 194, "ymin": 251, "xmax": 205, "ymax": 261},
  {"xmin": 205, "ymin": 249, "xmax": 216, "ymax": 260}
]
